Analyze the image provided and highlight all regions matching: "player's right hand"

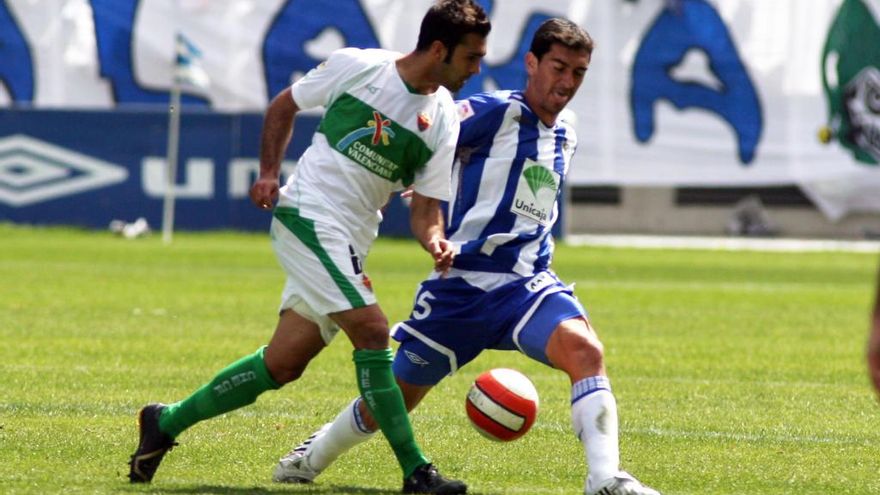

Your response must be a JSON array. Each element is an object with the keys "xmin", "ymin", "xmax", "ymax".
[
  {"xmin": 428, "ymin": 236, "xmax": 455, "ymax": 276},
  {"xmin": 250, "ymin": 177, "xmax": 279, "ymax": 210}
]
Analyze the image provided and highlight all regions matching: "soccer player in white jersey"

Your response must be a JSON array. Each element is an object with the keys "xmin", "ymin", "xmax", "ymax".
[
  {"xmin": 272, "ymin": 19, "xmax": 661, "ymax": 495},
  {"xmin": 127, "ymin": 2, "xmax": 489, "ymax": 493}
]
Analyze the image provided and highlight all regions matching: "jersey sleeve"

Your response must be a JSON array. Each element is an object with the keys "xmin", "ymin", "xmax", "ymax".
[
  {"xmin": 411, "ymin": 103, "xmax": 460, "ymax": 201},
  {"xmin": 455, "ymin": 92, "xmax": 510, "ymax": 149},
  {"xmin": 291, "ymin": 48, "xmax": 367, "ymax": 110}
]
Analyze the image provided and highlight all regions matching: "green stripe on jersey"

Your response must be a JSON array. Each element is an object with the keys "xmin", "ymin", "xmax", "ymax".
[
  {"xmin": 274, "ymin": 207, "xmax": 366, "ymax": 308},
  {"xmin": 319, "ymin": 93, "xmax": 432, "ymax": 186}
]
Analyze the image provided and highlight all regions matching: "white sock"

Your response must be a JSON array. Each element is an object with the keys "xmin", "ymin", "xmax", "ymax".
[
  {"xmin": 571, "ymin": 376, "xmax": 620, "ymax": 490},
  {"xmin": 307, "ymin": 397, "xmax": 376, "ymax": 471}
]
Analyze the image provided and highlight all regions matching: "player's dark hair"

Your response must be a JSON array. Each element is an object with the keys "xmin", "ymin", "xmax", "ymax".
[
  {"xmin": 529, "ymin": 18, "xmax": 593, "ymax": 60},
  {"xmin": 416, "ymin": 0, "xmax": 491, "ymax": 58}
]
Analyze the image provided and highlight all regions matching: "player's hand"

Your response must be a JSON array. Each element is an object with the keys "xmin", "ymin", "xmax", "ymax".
[
  {"xmin": 250, "ymin": 177, "xmax": 279, "ymax": 210},
  {"xmin": 428, "ymin": 236, "xmax": 455, "ymax": 275}
]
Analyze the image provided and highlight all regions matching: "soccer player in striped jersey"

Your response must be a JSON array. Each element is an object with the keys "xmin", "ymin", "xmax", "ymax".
[
  {"xmin": 128, "ymin": 1, "xmax": 489, "ymax": 493},
  {"xmin": 273, "ymin": 18, "xmax": 660, "ymax": 495}
]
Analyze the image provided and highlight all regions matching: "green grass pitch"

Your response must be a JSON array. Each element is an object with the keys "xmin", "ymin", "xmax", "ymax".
[{"xmin": 1, "ymin": 223, "xmax": 879, "ymax": 494}]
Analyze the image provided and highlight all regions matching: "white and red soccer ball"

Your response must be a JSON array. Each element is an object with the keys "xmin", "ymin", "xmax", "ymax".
[{"xmin": 465, "ymin": 368, "xmax": 539, "ymax": 442}]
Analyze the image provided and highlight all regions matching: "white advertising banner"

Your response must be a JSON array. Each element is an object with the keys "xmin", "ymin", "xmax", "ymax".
[{"xmin": 2, "ymin": 0, "xmax": 879, "ymax": 219}]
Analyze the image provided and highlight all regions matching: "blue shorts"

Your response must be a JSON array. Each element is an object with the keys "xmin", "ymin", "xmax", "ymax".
[{"xmin": 391, "ymin": 271, "xmax": 587, "ymax": 386}]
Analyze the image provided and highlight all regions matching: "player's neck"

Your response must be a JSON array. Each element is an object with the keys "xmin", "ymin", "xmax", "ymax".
[
  {"xmin": 396, "ymin": 52, "xmax": 441, "ymax": 95},
  {"xmin": 523, "ymin": 89, "xmax": 558, "ymax": 127}
]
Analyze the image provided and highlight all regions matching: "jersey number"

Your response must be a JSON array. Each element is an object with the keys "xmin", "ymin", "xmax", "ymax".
[{"xmin": 411, "ymin": 290, "xmax": 436, "ymax": 320}]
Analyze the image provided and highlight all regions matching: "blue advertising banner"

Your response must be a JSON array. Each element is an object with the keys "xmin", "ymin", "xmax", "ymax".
[
  {"xmin": 0, "ymin": 109, "xmax": 317, "ymax": 232},
  {"xmin": 0, "ymin": 109, "xmax": 562, "ymax": 237}
]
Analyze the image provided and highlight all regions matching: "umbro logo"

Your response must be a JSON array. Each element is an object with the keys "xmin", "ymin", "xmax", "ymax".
[
  {"xmin": 404, "ymin": 350, "xmax": 430, "ymax": 367},
  {"xmin": 0, "ymin": 135, "xmax": 128, "ymax": 207},
  {"xmin": 366, "ymin": 84, "xmax": 380, "ymax": 94}
]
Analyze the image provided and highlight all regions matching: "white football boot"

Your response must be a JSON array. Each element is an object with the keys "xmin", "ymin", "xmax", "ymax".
[
  {"xmin": 272, "ymin": 423, "xmax": 330, "ymax": 483},
  {"xmin": 587, "ymin": 471, "xmax": 661, "ymax": 495}
]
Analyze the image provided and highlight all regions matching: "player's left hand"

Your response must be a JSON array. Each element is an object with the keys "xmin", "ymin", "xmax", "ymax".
[{"xmin": 428, "ymin": 237, "xmax": 455, "ymax": 275}]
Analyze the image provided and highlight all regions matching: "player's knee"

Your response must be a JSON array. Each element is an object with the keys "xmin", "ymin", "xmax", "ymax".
[
  {"xmin": 349, "ymin": 319, "xmax": 390, "ymax": 349},
  {"xmin": 266, "ymin": 361, "xmax": 308, "ymax": 385},
  {"xmin": 549, "ymin": 325, "xmax": 605, "ymax": 372},
  {"xmin": 568, "ymin": 334, "xmax": 605, "ymax": 367},
  {"xmin": 569, "ymin": 320, "xmax": 605, "ymax": 365}
]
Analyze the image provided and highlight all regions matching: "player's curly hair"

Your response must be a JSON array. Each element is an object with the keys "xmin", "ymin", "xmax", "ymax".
[
  {"xmin": 530, "ymin": 18, "xmax": 594, "ymax": 60},
  {"xmin": 416, "ymin": 0, "xmax": 491, "ymax": 57}
]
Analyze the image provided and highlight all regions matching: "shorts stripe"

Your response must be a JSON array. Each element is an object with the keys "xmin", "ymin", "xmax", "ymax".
[
  {"xmin": 510, "ymin": 287, "xmax": 565, "ymax": 353},
  {"xmin": 274, "ymin": 207, "xmax": 366, "ymax": 308},
  {"xmin": 393, "ymin": 322, "xmax": 459, "ymax": 374}
]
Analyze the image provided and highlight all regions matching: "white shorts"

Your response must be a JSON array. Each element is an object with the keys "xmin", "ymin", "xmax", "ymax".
[{"xmin": 270, "ymin": 208, "xmax": 377, "ymax": 344}]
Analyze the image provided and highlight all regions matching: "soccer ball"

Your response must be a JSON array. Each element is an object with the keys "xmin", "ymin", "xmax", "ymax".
[{"xmin": 465, "ymin": 368, "xmax": 539, "ymax": 441}]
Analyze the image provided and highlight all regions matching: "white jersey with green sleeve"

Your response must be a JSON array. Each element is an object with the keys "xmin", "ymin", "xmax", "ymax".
[{"xmin": 279, "ymin": 47, "xmax": 458, "ymax": 255}]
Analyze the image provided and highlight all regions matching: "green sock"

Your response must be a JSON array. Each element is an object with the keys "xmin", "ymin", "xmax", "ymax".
[
  {"xmin": 353, "ymin": 348, "xmax": 427, "ymax": 478},
  {"xmin": 158, "ymin": 346, "xmax": 280, "ymax": 439}
]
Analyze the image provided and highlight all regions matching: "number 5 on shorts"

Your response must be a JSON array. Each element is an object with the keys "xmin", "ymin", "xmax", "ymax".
[{"xmin": 412, "ymin": 290, "xmax": 436, "ymax": 320}]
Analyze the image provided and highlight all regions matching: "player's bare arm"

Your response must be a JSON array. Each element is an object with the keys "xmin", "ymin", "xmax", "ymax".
[
  {"xmin": 250, "ymin": 87, "xmax": 299, "ymax": 210},
  {"xmin": 409, "ymin": 191, "xmax": 454, "ymax": 274}
]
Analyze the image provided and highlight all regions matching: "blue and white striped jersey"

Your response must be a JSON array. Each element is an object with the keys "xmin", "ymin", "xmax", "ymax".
[{"xmin": 445, "ymin": 90, "xmax": 577, "ymax": 282}]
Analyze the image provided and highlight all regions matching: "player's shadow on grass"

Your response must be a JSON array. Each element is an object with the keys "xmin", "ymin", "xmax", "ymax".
[
  {"xmin": 130, "ymin": 485, "xmax": 501, "ymax": 494},
  {"xmin": 136, "ymin": 485, "xmax": 398, "ymax": 494}
]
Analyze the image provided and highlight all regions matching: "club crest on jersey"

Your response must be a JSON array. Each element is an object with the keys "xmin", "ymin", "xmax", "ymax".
[
  {"xmin": 337, "ymin": 111, "xmax": 397, "ymax": 151},
  {"xmin": 417, "ymin": 112, "xmax": 432, "ymax": 131},
  {"xmin": 510, "ymin": 161, "xmax": 559, "ymax": 226}
]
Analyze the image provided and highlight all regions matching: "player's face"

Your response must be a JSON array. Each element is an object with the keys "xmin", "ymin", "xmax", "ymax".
[
  {"xmin": 525, "ymin": 43, "xmax": 590, "ymax": 123},
  {"xmin": 440, "ymin": 33, "xmax": 487, "ymax": 92}
]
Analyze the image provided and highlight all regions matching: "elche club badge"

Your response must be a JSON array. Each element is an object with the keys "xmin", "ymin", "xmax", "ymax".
[{"xmin": 417, "ymin": 112, "xmax": 432, "ymax": 131}]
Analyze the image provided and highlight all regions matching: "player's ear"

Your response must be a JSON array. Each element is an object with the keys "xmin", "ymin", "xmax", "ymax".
[
  {"xmin": 525, "ymin": 51, "xmax": 538, "ymax": 76},
  {"xmin": 430, "ymin": 39, "xmax": 448, "ymax": 62}
]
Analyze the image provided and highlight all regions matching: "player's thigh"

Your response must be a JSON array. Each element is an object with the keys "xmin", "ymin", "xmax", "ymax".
[
  {"xmin": 270, "ymin": 216, "xmax": 375, "ymax": 313},
  {"xmin": 271, "ymin": 215, "xmax": 376, "ymax": 346},
  {"xmin": 505, "ymin": 289, "xmax": 588, "ymax": 367},
  {"xmin": 392, "ymin": 279, "xmax": 498, "ymax": 386}
]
